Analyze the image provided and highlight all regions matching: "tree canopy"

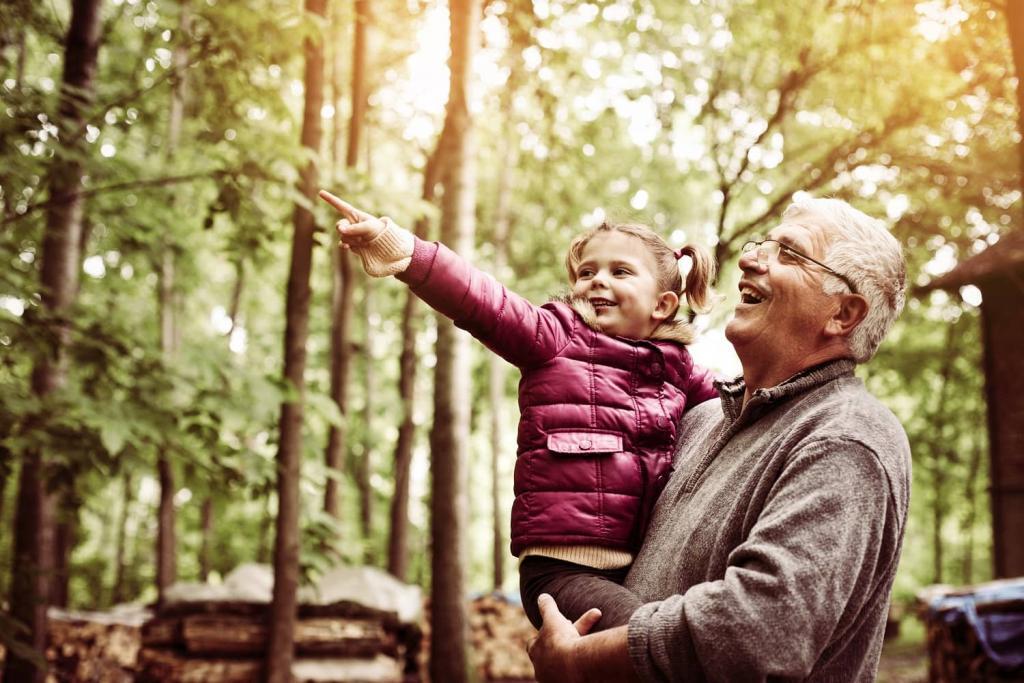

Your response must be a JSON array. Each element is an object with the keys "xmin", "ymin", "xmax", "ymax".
[{"xmin": 0, "ymin": 0, "xmax": 1016, "ymax": 672}]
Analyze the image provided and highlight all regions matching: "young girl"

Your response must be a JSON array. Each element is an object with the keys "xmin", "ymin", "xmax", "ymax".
[{"xmin": 319, "ymin": 190, "xmax": 719, "ymax": 629}]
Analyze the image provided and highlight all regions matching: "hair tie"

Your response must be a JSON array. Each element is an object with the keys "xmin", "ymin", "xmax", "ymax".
[{"xmin": 673, "ymin": 247, "xmax": 686, "ymax": 260}]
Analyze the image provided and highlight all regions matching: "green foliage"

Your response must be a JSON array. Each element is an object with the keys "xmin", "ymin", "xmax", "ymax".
[{"xmin": 0, "ymin": 0, "xmax": 1015, "ymax": 612}]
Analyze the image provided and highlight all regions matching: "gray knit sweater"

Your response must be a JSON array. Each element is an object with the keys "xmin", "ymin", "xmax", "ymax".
[{"xmin": 624, "ymin": 359, "xmax": 910, "ymax": 682}]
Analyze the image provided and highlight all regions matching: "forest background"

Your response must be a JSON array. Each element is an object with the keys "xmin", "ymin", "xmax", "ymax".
[{"xmin": 0, "ymin": 0, "xmax": 1017, "ymax": 679}]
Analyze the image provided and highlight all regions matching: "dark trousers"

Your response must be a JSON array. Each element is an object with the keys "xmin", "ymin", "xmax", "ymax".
[{"xmin": 519, "ymin": 555, "xmax": 643, "ymax": 631}]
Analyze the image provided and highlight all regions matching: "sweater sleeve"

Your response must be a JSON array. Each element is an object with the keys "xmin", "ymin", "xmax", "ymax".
[
  {"xmin": 396, "ymin": 237, "xmax": 573, "ymax": 367},
  {"xmin": 626, "ymin": 440, "xmax": 898, "ymax": 682}
]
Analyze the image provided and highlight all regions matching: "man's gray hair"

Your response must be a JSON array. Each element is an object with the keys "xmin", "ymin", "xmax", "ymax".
[{"xmin": 783, "ymin": 197, "xmax": 906, "ymax": 362}]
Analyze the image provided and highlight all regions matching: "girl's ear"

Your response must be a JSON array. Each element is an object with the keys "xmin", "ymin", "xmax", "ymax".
[{"xmin": 652, "ymin": 291, "xmax": 680, "ymax": 322}]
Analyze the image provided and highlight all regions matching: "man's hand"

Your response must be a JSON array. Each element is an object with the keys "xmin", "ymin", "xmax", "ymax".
[
  {"xmin": 528, "ymin": 593, "xmax": 602, "ymax": 683},
  {"xmin": 318, "ymin": 190, "xmax": 386, "ymax": 248}
]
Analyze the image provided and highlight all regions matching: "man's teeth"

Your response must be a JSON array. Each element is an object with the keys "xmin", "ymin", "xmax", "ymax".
[{"xmin": 740, "ymin": 286, "xmax": 766, "ymax": 304}]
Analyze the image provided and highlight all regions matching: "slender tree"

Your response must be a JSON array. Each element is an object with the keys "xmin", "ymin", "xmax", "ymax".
[
  {"xmin": 359, "ymin": 286, "xmax": 375, "ymax": 558},
  {"xmin": 428, "ymin": 1, "xmax": 480, "ymax": 681},
  {"xmin": 156, "ymin": 0, "xmax": 189, "ymax": 603},
  {"xmin": 51, "ymin": 498, "xmax": 78, "ymax": 608},
  {"xmin": 323, "ymin": 0, "xmax": 366, "ymax": 524},
  {"xmin": 929, "ymin": 323, "xmax": 960, "ymax": 583},
  {"xmin": 346, "ymin": 0, "xmax": 368, "ymax": 172},
  {"xmin": 111, "ymin": 470, "xmax": 133, "ymax": 604},
  {"xmin": 265, "ymin": 0, "xmax": 327, "ymax": 679},
  {"xmin": 4, "ymin": 1, "xmax": 103, "ymax": 680},
  {"xmin": 486, "ymin": 7, "xmax": 529, "ymax": 588},
  {"xmin": 386, "ymin": 133, "xmax": 447, "ymax": 580},
  {"xmin": 198, "ymin": 497, "xmax": 213, "ymax": 581},
  {"xmin": 488, "ymin": 110, "xmax": 516, "ymax": 593}
]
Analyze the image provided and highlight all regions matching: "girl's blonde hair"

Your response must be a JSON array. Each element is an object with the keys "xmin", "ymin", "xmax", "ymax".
[{"xmin": 564, "ymin": 221, "xmax": 717, "ymax": 321}]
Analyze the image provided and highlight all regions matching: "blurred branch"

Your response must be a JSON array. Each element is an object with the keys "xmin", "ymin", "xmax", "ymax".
[
  {"xmin": 5, "ymin": 170, "xmax": 231, "ymax": 226},
  {"xmin": 65, "ymin": 38, "xmax": 212, "ymax": 148}
]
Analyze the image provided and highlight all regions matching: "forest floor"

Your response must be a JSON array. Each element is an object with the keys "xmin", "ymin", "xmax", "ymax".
[{"xmin": 877, "ymin": 618, "xmax": 928, "ymax": 683}]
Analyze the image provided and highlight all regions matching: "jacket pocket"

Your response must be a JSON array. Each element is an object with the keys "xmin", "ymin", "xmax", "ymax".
[{"xmin": 546, "ymin": 430, "xmax": 623, "ymax": 456}]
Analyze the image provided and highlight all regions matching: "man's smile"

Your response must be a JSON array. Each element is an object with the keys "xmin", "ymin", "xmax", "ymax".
[{"xmin": 738, "ymin": 281, "xmax": 768, "ymax": 306}]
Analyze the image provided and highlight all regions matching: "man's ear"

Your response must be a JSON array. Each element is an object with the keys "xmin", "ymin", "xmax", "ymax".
[
  {"xmin": 825, "ymin": 293, "xmax": 869, "ymax": 338},
  {"xmin": 653, "ymin": 291, "xmax": 680, "ymax": 322}
]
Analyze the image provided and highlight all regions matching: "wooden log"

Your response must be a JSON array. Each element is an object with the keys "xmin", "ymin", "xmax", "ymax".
[
  {"xmin": 45, "ymin": 612, "xmax": 141, "ymax": 682},
  {"xmin": 175, "ymin": 614, "xmax": 396, "ymax": 658},
  {"xmin": 137, "ymin": 648, "xmax": 404, "ymax": 683},
  {"xmin": 157, "ymin": 599, "xmax": 401, "ymax": 624},
  {"xmin": 137, "ymin": 647, "xmax": 262, "ymax": 683},
  {"xmin": 141, "ymin": 616, "xmax": 180, "ymax": 647}
]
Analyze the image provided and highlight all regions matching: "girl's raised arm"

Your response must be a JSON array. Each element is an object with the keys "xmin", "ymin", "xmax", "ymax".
[{"xmin": 319, "ymin": 188, "xmax": 574, "ymax": 369}]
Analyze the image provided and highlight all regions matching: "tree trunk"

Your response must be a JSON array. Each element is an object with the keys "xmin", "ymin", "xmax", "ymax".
[
  {"xmin": 199, "ymin": 496, "xmax": 214, "ymax": 582},
  {"xmin": 324, "ymin": 247, "xmax": 354, "ymax": 521},
  {"xmin": 112, "ymin": 471, "xmax": 133, "ymax": 604},
  {"xmin": 346, "ymin": 0, "xmax": 368, "ymax": 170},
  {"xmin": 429, "ymin": 2, "xmax": 480, "ymax": 682},
  {"xmin": 358, "ymin": 285, "xmax": 375, "ymax": 560},
  {"xmin": 929, "ymin": 323, "xmax": 959, "ymax": 584},
  {"xmin": 52, "ymin": 501, "xmax": 78, "ymax": 609},
  {"xmin": 4, "ymin": 1, "xmax": 103, "ymax": 680},
  {"xmin": 156, "ymin": 455, "xmax": 177, "ymax": 595},
  {"xmin": 227, "ymin": 258, "xmax": 245, "ymax": 336},
  {"xmin": 323, "ymin": 0, "xmax": 366, "ymax": 523},
  {"xmin": 386, "ymin": 288, "xmax": 418, "ymax": 581},
  {"xmin": 386, "ymin": 131, "xmax": 448, "ymax": 582},
  {"xmin": 961, "ymin": 437, "xmax": 983, "ymax": 585},
  {"xmin": 156, "ymin": 0, "xmax": 189, "ymax": 602},
  {"xmin": 487, "ymin": 62, "xmax": 520, "ymax": 592},
  {"xmin": 0, "ymin": 459, "xmax": 11, "ymax": 537},
  {"xmin": 265, "ymin": 0, "xmax": 327, "ymax": 680},
  {"xmin": 931, "ymin": 461, "xmax": 946, "ymax": 584}
]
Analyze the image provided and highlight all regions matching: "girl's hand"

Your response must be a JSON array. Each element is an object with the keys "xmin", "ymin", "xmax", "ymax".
[{"xmin": 318, "ymin": 190, "xmax": 386, "ymax": 248}]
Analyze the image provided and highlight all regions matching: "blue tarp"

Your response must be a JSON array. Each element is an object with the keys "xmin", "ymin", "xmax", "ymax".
[{"xmin": 929, "ymin": 580, "xmax": 1024, "ymax": 669}]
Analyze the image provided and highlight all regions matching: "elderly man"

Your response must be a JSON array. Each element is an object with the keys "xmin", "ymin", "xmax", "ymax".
[{"xmin": 528, "ymin": 196, "xmax": 910, "ymax": 682}]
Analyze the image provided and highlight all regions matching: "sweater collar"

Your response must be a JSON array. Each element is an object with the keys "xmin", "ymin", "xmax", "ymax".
[{"xmin": 716, "ymin": 358, "xmax": 857, "ymax": 423}]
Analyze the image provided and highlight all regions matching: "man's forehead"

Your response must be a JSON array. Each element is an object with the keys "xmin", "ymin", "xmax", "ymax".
[{"xmin": 768, "ymin": 217, "xmax": 833, "ymax": 246}]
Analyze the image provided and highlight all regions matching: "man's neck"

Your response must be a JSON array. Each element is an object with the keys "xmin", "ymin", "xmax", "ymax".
[{"xmin": 740, "ymin": 347, "xmax": 851, "ymax": 406}]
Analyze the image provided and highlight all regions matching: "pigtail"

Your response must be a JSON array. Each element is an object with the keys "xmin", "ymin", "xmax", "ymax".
[{"xmin": 679, "ymin": 244, "xmax": 716, "ymax": 314}]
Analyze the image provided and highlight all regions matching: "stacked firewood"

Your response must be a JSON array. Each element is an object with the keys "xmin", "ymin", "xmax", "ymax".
[
  {"xmin": 419, "ymin": 594, "xmax": 536, "ymax": 683},
  {"xmin": 470, "ymin": 594, "xmax": 536, "ymax": 682},
  {"xmin": 47, "ymin": 609, "xmax": 143, "ymax": 682},
  {"xmin": 137, "ymin": 600, "xmax": 421, "ymax": 682},
  {"xmin": 0, "ymin": 607, "xmax": 147, "ymax": 682},
  {"xmin": 919, "ymin": 580, "xmax": 1024, "ymax": 682}
]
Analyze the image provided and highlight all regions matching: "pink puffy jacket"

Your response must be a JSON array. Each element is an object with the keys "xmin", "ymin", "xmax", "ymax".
[{"xmin": 398, "ymin": 238, "xmax": 718, "ymax": 556}]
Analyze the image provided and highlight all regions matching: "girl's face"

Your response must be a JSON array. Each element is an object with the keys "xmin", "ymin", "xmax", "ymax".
[{"xmin": 570, "ymin": 231, "xmax": 676, "ymax": 339}]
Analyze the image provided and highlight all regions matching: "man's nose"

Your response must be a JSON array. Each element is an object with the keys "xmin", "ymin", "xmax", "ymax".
[{"xmin": 738, "ymin": 249, "xmax": 767, "ymax": 274}]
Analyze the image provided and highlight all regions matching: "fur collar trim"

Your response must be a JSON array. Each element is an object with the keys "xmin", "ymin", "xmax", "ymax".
[{"xmin": 550, "ymin": 292, "xmax": 696, "ymax": 345}]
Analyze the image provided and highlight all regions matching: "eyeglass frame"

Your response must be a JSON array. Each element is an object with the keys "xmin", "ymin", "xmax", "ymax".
[{"xmin": 741, "ymin": 239, "xmax": 859, "ymax": 295}]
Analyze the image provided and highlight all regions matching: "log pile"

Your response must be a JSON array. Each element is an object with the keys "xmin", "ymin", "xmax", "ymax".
[
  {"xmin": 469, "ymin": 594, "xmax": 536, "ymax": 682},
  {"xmin": 0, "ymin": 606, "xmax": 148, "ymax": 682},
  {"xmin": 47, "ymin": 609, "xmax": 143, "ymax": 683},
  {"xmin": 419, "ymin": 594, "xmax": 536, "ymax": 683},
  {"xmin": 137, "ymin": 600, "xmax": 421, "ymax": 682},
  {"xmin": 918, "ymin": 579, "xmax": 1024, "ymax": 682}
]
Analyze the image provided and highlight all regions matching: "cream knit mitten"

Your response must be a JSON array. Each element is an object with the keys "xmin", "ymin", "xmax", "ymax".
[{"xmin": 351, "ymin": 217, "xmax": 415, "ymax": 277}]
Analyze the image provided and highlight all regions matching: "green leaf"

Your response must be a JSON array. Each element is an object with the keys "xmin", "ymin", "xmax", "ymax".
[{"xmin": 99, "ymin": 421, "xmax": 130, "ymax": 455}]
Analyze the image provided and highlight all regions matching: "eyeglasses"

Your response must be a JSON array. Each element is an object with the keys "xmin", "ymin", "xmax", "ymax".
[{"xmin": 741, "ymin": 239, "xmax": 858, "ymax": 294}]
